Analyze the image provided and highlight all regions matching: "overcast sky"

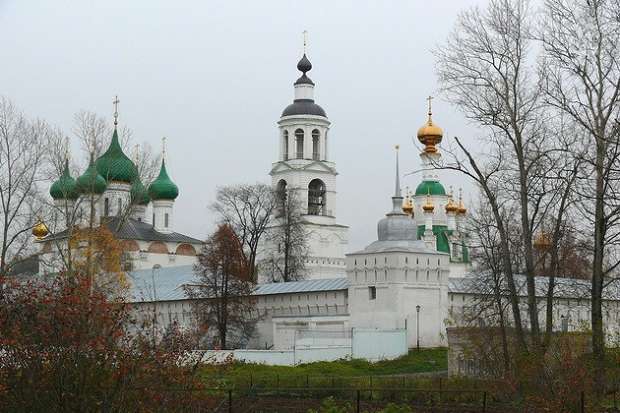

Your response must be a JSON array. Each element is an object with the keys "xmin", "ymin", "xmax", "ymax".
[{"xmin": 1, "ymin": 0, "xmax": 485, "ymax": 251}]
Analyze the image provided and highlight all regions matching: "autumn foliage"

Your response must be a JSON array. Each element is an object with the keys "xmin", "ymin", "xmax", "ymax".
[{"xmin": 0, "ymin": 273, "xmax": 207, "ymax": 412}]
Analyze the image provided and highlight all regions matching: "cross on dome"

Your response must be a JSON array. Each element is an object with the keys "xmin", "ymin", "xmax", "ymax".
[{"xmin": 113, "ymin": 95, "xmax": 120, "ymax": 127}]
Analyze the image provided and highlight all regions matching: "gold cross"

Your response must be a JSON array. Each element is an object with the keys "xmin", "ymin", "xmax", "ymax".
[
  {"xmin": 162, "ymin": 136, "xmax": 167, "ymax": 160},
  {"xmin": 113, "ymin": 95, "xmax": 120, "ymax": 126},
  {"xmin": 426, "ymin": 95, "xmax": 434, "ymax": 115}
]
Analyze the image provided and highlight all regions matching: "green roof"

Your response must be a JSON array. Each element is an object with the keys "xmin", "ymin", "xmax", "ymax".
[
  {"xmin": 131, "ymin": 177, "xmax": 151, "ymax": 205},
  {"xmin": 76, "ymin": 156, "xmax": 107, "ymax": 194},
  {"xmin": 148, "ymin": 160, "xmax": 178, "ymax": 201},
  {"xmin": 50, "ymin": 159, "xmax": 79, "ymax": 200},
  {"xmin": 416, "ymin": 224, "xmax": 450, "ymax": 253},
  {"xmin": 415, "ymin": 180, "xmax": 446, "ymax": 196},
  {"xmin": 416, "ymin": 225, "xmax": 471, "ymax": 263},
  {"xmin": 96, "ymin": 128, "xmax": 138, "ymax": 183}
]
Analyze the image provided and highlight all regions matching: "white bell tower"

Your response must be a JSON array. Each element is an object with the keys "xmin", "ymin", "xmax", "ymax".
[{"xmin": 268, "ymin": 44, "xmax": 349, "ymax": 280}]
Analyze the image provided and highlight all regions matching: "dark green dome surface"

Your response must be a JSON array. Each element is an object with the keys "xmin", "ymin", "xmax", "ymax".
[
  {"xmin": 148, "ymin": 160, "xmax": 178, "ymax": 200},
  {"xmin": 96, "ymin": 128, "xmax": 138, "ymax": 183},
  {"xmin": 415, "ymin": 180, "xmax": 446, "ymax": 196},
  {"xmin": 50, "ymin": 159, "xmax": 79, "ymax": 200},
  {"xmin": 76, "ymin": 156, "xmax": 107, "ymax": 194}
]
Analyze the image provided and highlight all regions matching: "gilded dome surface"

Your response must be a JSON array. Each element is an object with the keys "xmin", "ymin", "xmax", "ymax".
[{"xmin": 32, "ymin": 220, "xmax": 49, "ymax": 240}]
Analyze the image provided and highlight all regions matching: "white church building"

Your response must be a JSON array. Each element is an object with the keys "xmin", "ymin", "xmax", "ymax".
[{"xmin": 35, "ymin": 49, "xmax": 620, "ymax": 362}]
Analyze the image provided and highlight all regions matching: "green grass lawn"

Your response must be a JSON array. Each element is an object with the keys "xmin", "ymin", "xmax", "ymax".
[{"xmin": 200, "ymin": 348, "xmax": 448, "ymax": 389}]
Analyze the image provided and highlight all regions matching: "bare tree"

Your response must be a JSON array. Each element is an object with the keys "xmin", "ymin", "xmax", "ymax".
[
  {"xmin": 263, "ymin": 187, "xmax": 310, "ymax": 282},
  {"xmin": 210, "ymin": 184, "xmax": 276, "ymax": 282},
  {"xmin": 464, "ymin": 195, "xmax": 517, "ymax": 374},
  {"xmin": 72, "ymin": 110, "xmax": 132, "ymax": 159},
  {"xmin": 187, "ymin": 224, "xmax": 259, "ymax": 349},
  {"xmin": 0, "ymin": 97, "xmax": 51, "ymax": 275},
  {"xmin": 434, "ymin": 0, "xmax": 548, "ymax": 350},
  {"xmin": 540, "ymin": 0, "xmax": 620, "ymax": 375}
]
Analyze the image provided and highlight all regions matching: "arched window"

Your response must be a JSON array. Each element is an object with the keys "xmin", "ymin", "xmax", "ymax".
[
  {"xmin": 308, "ymin": 179, "xmax": 326, "ymax": 215},
  {"xmin": 164, "ymin": 213, "xmax": 169, "ymax": 227},
  {"xmin": 283, "ymin": 130, "xmax": 289, "ymax": 161},
  {"xmin": 104, "ymin": 198, "xmax": 109, "ymax": 216},
  {"xmin": 276, "ymin": 180, "xmax": 287, "ymax": 217},
  {"xmin": 312, "ymin": 129, "xmax": 320, "ymax": 160},
  {"xmin": 295, "ymin": 129, "xmax": 304, "ymax": 159},
  {"xmin": 117, "ymin": 198, "xmax": 122, "ymax": 215}
]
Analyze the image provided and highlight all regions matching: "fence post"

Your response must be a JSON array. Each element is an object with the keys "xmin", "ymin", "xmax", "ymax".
[
  {"xmin": 369, "ymin": 376, "xmax": 373, "ymax": 400},
  {"xmin": 580, "ymin": 391, "xmax": 585, "ymax": 413},
  {"xmin": 356, "ymin": 389, "xmax": 361, "ymax": 413},
  {"xmin": 228, "ymin": 389, "xmax": 232, "ymax": 413},
  {"xmin": 482, "ymin": 391, "xmax": 487, "ymax": 413},
  {"xmin": 439, "ymin": 378, "xmax": 442, "ymax": 403},
  {"xmin": 306, "ymin": 374, "xmax": 309, "ymax": 388},
  {"xmin": 276, "ymin": 374, "xmax": 280, "ymax": 390},
  {"xmin": 249, "ymin": 373, "xmax": 253, "ymax": 389}
]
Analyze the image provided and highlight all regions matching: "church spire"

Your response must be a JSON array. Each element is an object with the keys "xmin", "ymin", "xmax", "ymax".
[
  {"xmin": 394, "ymin": 145, "xmax": 401, "ymax": 198},
  {"xmin": 388, "ymin": 145, "xmax": 405, "ymax": 215}
]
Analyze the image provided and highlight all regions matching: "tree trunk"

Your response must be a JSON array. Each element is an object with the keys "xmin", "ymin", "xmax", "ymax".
[{"xmin": 592, "ymin": 140, "xmax": 607, "ymax": 387}]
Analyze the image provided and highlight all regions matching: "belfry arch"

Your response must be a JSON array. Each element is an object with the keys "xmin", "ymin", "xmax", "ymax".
[{"xmin": 307, "ymin": 179, "xmax": 326, "ymax": 215}]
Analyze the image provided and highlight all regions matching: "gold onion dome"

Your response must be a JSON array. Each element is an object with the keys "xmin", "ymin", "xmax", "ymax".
[
  {"xmin": 32, "ymin": 220, "xmax": 49, "ymax": 240},
  {"xmin": 402, "ymin": 196, "xmax": 414, "ymax": 215},
  {"xmin": 457, "ymin": 199, "xmax": 467, "ymax": 215},
  {"xmin": 422, "ymin": 194, "xmax": 435, "ymax": 212},
  {"xmin": 445, "ymin": 196, "xmax": 458, "ymax": 213},
  {"xmin": 417, "ymin": 98, "xmax": 443, "ymax": 154},
  {"xmin": 534, "ymin": 232, "xmax": 552, "ymax": 250}
]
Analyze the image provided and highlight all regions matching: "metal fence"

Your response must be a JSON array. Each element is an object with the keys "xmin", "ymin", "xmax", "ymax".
[
  {"xmin": 197, "ymin": 386, "xmax": 504, "ymax": 413},
  {"xmin": 194, "ymin": 379, "xmax": 620, "ymax": 413}
]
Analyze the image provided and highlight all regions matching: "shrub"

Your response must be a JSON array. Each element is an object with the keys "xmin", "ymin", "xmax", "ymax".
[{"xmin": 0, "ymin": 273, "xmax": 205, "ymax": 412}]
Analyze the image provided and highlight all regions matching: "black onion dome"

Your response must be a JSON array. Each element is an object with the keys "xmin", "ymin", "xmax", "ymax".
[
  {"xmin": 297, "ymin": 54, "xmax": 312, "ymax": 73},
  {"xmin": 294, "ymin": 74, "xmax": 315, "ymax": 86},
  {"xmin": 282, "ymin": 99, "xmax": 327, "ymax": 117}
]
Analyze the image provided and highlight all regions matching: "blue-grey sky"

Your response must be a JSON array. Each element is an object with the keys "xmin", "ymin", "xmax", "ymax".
[{"xmin": 1, "ymin": 0, "xmax": 483, "ymax": 251}]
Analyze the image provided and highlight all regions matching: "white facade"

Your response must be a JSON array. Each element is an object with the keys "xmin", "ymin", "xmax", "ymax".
[{"xmin": 265, "ymin": 53, "xmax": 349, "ymax": 280}]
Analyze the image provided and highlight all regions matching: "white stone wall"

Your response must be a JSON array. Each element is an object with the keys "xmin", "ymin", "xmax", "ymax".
[
  {"xmin": 447, "ymin": 292, "xmax": 620, "ymax": 342},
  {"xmin": 346, "ymin": 251, "xmax": 451, "ymax": 348},
  {"xmin": 250, "ymin": 290, "xmax": 349, "ymax": 349}
]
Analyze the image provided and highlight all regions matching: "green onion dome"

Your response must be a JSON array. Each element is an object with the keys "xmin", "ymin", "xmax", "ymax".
[
  {"xmin": 131, "ymin": 177, "xmax": 151, "ymax": 205},
  {"xmin": 96, "ymin": 128, "xmax": 138, "ymax": 183},
  {"xmin": 50, "ymin": 159, "xmax": 79, "ymax": 200},
  {"xmin": 415, "ymin": 180, "xmax": 446, "ymax": 196},
  {"xmin": 148, "ymin": 159, "xmax": 178, "ymax": 201},
  {"xmin": 76, "ymin": 155, "xmax": 107, "ymax": 194}
]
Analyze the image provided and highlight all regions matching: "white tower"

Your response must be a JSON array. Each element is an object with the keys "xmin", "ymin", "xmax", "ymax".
[{"xmin": 268, "ymin": 48, "xmax": 349, "ymax": 280}]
